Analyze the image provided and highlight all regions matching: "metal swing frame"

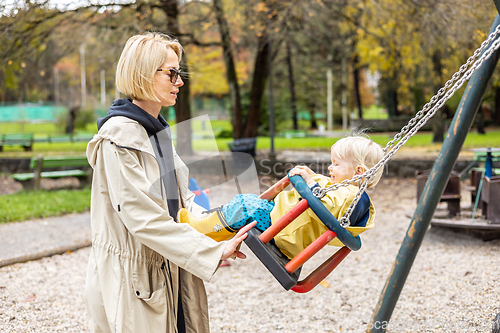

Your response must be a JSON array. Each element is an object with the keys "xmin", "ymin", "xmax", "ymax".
[{"xmin": 368, "ymin": 6, "xmax": 500, "ymax": 332}]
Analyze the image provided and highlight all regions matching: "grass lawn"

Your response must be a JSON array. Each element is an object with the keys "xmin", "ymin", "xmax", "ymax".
[
  {"xmin": 350, "ymin": 105, "xmax": 388, "ymax": 120},
  {"xmin": 1, "ymin": 127, "xmax": 498, "ymax": 223},
  {"xmin": 0, "ymin": 128, "xmax": 499, "ymax": 156},
  {"xmin": 0, "ymin": 122, "xmax": 58, "ymax": 135},
  {"xmin": 0, "ymin": 188, "xmax": 91, "ymax": 223},
  {"xmin": 204, "ymin": 129, "xmax": 500, "ymax": 152}
]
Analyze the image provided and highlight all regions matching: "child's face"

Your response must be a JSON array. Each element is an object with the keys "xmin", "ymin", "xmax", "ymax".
[{"xmin": 328, "ymin": 149, "xmax": 357, "ymax": 184}]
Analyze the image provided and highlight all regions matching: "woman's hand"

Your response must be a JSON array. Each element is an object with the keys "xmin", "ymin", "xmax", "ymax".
[
  {"xmin": 221, "ymin": 221, "xmax": 257, "ymax": 261},
  {"xmin": 288, "ymin": 165, "xmax": 316, "ymax": 186}
]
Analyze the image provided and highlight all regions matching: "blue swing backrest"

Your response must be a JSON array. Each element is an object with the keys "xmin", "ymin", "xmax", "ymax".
[
  {"xmin": 348, "ymin": 192, "xmax": 371, "ymax": 227},
  {"xmin": 289, "ymin": 175, "xmax": 364, "ymax": 251}
]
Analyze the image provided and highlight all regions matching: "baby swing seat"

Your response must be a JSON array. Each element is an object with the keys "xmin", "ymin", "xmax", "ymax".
[{"xmin": 244, "ymin": 174, "xmax": 370, "ymax": 293}]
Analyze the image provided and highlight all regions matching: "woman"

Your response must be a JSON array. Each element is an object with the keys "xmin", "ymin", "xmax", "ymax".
[{"xmin": 85, "ymin": 32, "xmax": 254, "ymax": 333}]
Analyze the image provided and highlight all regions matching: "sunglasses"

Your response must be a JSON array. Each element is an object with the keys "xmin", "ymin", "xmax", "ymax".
[{"xmin": 156, "ymin": 68, "xmax": 181, "ymax": 83}]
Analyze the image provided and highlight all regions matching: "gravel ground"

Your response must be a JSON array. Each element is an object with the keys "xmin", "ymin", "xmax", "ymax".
[
  {"xmin": 0, "ymin": 177, "xmax": 499, "ymax": 332},
  {"xmin": 0, "ymin": 177, "xmax": 22, "ymax": 195}
]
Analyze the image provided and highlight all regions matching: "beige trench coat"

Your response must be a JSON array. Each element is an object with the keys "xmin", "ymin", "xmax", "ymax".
[{"xmin": 86, "ymin": 116, "xmax": 226, "ymax": 333}]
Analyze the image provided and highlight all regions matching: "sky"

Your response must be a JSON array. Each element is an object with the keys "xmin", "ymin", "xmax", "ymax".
[{"xmin": 1, "ymin": 0, "xmax": 128, "ymax": 15}]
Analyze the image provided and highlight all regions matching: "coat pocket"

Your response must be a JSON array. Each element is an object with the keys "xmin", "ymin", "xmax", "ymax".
[{"xmin": 132, "ymin": 273, "xmax": 167, "ymax": 314}]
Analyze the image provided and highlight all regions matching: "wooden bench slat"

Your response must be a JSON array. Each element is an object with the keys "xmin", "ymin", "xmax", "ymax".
[
  {"xmin": 40, "ymin": 170, "xmax": 88, "ymax": 178},
  {"xmin": 11, "ymin": 170, "xmax": 88, "ymax": 182},
  {"xmin": 11, "ymin": 173, "xmax": 35, "ymax": 182},
  {"xmin": 30, "ymin": 156, "xmax": 89, "ymax": 169},
  {"xmin": 12, "ymin": 155, "xmax": 91, "ymax": 190}
]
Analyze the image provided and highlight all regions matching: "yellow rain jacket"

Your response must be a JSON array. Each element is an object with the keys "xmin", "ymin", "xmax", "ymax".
[{"xmin": 271, "ymin": 174, "xmax": 375, "ymax": 259}]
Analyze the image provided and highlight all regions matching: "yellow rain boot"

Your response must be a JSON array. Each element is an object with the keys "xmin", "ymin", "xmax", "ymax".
[{"xmin": 177, "ymin": 208, "xmax": 237, "ymax": 242}]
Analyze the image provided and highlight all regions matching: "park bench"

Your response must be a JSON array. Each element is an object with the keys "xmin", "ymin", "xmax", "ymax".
[
  {"xmin": 11, "ymin": 155, "xmax": 91, "ymax": 190},
  {"xmin": 416, "ymin": 170, "xmax": 461, "ymax": 217},
  {"xmin": 282, "ymin": 130, "xmax": 307, "ymax": 139},
  {"xmin": 0, "ymin": 133, "xmax": 34, "ymax": 152}
]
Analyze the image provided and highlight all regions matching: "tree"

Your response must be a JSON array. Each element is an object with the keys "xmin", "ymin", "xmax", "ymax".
[
  {"xmin": 160, "ymin": 0, "xmax": 193, "ymax": 155},
  {"xmin": 353, "ymin": 0, "xmax": 495, "ymax": 140},
  {"xmin": 211, "ymin": 0, "xmax": 332, "ymax": 137},
  {"xmin": 285, "ymin": 40, "xmax": 298, "ymax": 130},
  {"xmin": 0, "ymin": 0, "xmax": 215, "ymax": 153},
  {"xmin": 2, "ymin": 0, "xmax": 496, "ymax": 142},
  {"xmin": 212, "ymin": 0, "xmax": 243, "ymax": 139}
]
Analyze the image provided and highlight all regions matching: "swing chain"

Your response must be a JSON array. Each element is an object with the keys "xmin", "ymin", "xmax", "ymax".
[
  {"xmin": 315, "ymin": 23, "xmax": 500, "ymax": 228},
  {"xmin": 312, "ymin": 186, "xmax": 326, "ymax": 199},
  {"xmin": 338, "ymin": 217, "xmax": 350, "ymax": 228},
  {"xmin": 340, "ymin": 177, "xmax": 371, "ymax": 227}
]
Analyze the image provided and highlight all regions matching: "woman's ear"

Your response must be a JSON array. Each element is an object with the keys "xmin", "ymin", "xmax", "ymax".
[{"xmin": 355, "ymin": 165, "xmax": 366, "ymax": 175}]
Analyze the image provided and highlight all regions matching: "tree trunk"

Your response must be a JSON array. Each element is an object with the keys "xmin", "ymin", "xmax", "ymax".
[
  {"xmin": 386, "ymin": 89, "xmax": 398, "ymax": 118},
  {"xmin": 161, "ymin": 0, "xmax": 193, "ymax": 155},
  {"xmin": 213, "ymin": 0, "xmax": 243, "ymax": 139},
  {"xmin": 431, "ymin": 51, "xmax": 444, "ymax": 143},
  {"xmin": 352, "ymin": 53, "xmax": 363, "ymax": 119},
  {"xmin": 66, "ymin": 106, "xmax": 79, "ymax": 135},
  {"xmin": 309, "ymin": 102, "xmax": 317, "ymax": 130},
  {"xmin": 244, "ymin": 34, "xmax": 269, "ymax": 138},
  {"xmin": 175, "ymin": 54, "xmax": 193, "ymax": 155},
  {"xmin": 413, "ymin": 88, "xmax": 424, "ymax": 115},
  {"xmin": 381, "ymin": 76, "xmax": 398, "ymax": 118},
  {"xmin": 494, "ymin": 85, "xmax": 500, "ymax": 126},
  {"xmin": 286, "ymin": 41, "xmax": 298, "ymax": 130},
  {"xmin": 476, "ymin": 105, "xmax": 485, "ymax": 134}
]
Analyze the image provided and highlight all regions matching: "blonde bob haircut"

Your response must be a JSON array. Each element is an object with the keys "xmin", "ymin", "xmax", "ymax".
[
  {"xmin": 331, "ymin": 134, "xmax": 384, "ymax": 189},
  {"xmin": 116, "ymin": 32, "xmax": 183, "ymax": 102}
]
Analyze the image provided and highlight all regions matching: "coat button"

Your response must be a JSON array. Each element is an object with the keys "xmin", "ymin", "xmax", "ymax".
[{"xmin": 161, "ymin": 262, "xmax": 165, "ymax": 269}]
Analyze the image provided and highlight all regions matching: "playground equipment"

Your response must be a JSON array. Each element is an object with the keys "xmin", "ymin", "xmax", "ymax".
[
  {"xmin": 412, "ymin": 148, "xmax": 500, "ymax": 241},
  {"xmin": 368, "ymin": 8, "xmax": 500, "ymax": 332},
  {"xmin": 244, "ymin": 174, "xmax": 370, "ymax": 293},
  {"xmin": 416, "ymin": 170, "xmax": 461, "ymax": 217},
  {"xmin": 188, "ymin": 178, "xmax": 210, "ymax": 210},
  {"xmin": 240, "ymin": 5, "xmax": 500, "ymax": 330}
]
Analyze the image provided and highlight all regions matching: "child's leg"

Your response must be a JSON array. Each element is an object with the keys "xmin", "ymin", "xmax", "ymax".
[
  {"xmin": 177, "ymin": 208, "xmax": 235, "ymax": 241},
  {"xmin": 222, "ymin": 194, "xmax": 274, "ymax": 232},
  {"xmin": 177, "ymin": 194, "xmax": 274, "ymax": 241}
]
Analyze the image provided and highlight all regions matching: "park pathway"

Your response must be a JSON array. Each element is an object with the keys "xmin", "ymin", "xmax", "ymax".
[{"xmin": 0, "ymin": 213, "xmax": 90, "ymax": 268}]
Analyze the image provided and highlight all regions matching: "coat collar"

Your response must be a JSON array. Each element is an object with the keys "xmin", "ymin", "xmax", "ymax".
[{"xmin": 87, "ymin": 116, "xmax": 156, "ymax": 167}]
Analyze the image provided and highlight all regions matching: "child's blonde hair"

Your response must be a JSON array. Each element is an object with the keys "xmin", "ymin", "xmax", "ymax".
[
  {"xmin": 116, "ymin": 32, "xmax": 183, "ymax": 102},
  {"xmin": 331, "ymin": 134, "xmax": 384, "ymax": 189}
]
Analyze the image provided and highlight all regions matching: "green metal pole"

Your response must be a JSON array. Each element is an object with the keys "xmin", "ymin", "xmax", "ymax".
[{"xmin": 369, "ymin": 14, "xmax": 500, "ymax": 333}]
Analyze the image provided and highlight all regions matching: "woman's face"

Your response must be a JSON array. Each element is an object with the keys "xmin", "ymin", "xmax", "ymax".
[{"xmin": 153, "ymin": 48, "xmax": 184, "ymax": 106}]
